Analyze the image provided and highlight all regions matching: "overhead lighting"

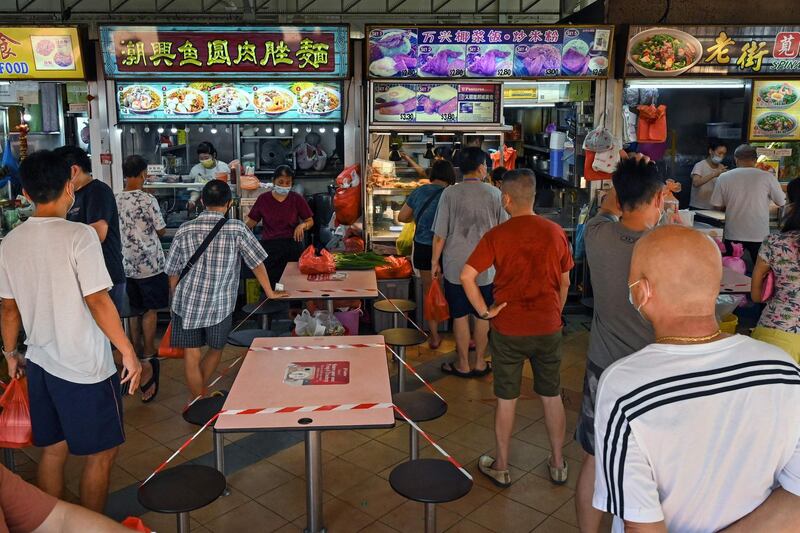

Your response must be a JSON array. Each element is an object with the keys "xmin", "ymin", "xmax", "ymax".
[
  {"xmin": 143, "ymin": 126, "xmax": 150, "ymax": 133},
  {"xmin": 210, "ymin": 126, "xmax": 218, "ymax": 134},
  {"xmin": 185, "ymin": 126, "xmax": 190, "ymax": 132},
  {"xmin": 170, "ymin": 125, "xmax": 177, "ymax": 134},
  {"xmin": 626, "ymin": 79, "xmax": 746, "ymax": 90},
  {"xmin": 503, "ymin": 102, "xmax": 557, "ymax": 108},
  {"xmin": 198, "ymin": 126, "xmax": 204, "ymax": 133},
  {"xmin": 389, "ymin": 143, "xmax": 401, "ymax": 162},
  {"xmin": 292, "ymin": 127, "xmax": 299, "ymax": 133},
  {"xmin": 129, "ymin": 127, "xmax": 136, "ymax": 134},
  {"xmin": 278, "ymin": 127, "xmax": 286, "ymax": 134},
  {"xmin": 22, "ymin": 111, "xmax": 31, "ymax": 122},
  {"xmin": 423, "ymin": 142, "xmax": 434, "ymax": 159},
  {"xmin": 332, "ymin": 126, "xmax": 340, "ymax": 133},
  {"xmin": 318, "ymin": 127, "xmax": 326, "ymax": 133},
  {"xmin": 306, "ymin": 126, "xmax": 312, "ymax": 133},
  {"xmin": 225, "ymin": 126, "xmax": 230, "ymax": 133},
  {"xmin": 264, "ymin": 127, "xmax": 272, "ymax": 134},
  {"xmin": 504, "ymin": 81, "xmax": 570, "ymax": 87},
  {"xmin": 156, "ymin": 126, "xmax": 164, "ymax": 134}
]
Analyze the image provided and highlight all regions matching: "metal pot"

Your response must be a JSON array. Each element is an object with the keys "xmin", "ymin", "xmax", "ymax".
[{"xmin": 536, "ymin": 158, "xmax": 550, "ymax": 173}]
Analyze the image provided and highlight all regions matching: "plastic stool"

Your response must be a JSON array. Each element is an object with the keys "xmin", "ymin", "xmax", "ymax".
[
  {"xmin": 138, "ymin": 464, "xmax": 226, "ymax": 533},
  {"xmin": 182, "ymin": 395, "xmax": 228, "ymax": 495},
  {"xmin": 392, "ymin": 391, "xmax": 447, "ymax": 459},
  {"xmin": 389, "ymin": 459, "xmax": 473, "ymax": 533},
  {"xmin": 380, "ymin": 328, "xmax": 426, "ymax": 392},
  {"xmin": 374, "ymin": 299, "xmax": 417, "ymax": 328},
  {"xmin": 242, "ymin": 300, "xmax": 290, "ymax": 330},
  {"xmin": 227, "ymin": 329, "xmax": 277, "ymax": 348}
]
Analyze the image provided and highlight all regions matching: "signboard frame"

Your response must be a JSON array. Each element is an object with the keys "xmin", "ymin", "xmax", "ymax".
[
  {"xmin": 0, "ymin": 26, "xmax": 85, "ymax": 80},
  {"xmin": 749, "ymin": 80, "xmax": 800, "ymax": 141}
]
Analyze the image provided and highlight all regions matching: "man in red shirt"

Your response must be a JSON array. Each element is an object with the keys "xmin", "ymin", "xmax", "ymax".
[{"xmin": 461, "ymin": 168, "xmax": 573, "ymax": 487}]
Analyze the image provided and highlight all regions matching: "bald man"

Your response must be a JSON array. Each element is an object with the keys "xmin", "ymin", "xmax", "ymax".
[{"xmin": 593, "ymin": 225, "xmax": 800, "ymax": 533}]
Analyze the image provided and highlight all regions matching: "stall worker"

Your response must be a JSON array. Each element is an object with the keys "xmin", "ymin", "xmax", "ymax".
[
  {"xmin": 188, "ymin": 142, "xmax": 231, "ymax": 208},
  {"xmin": 690, "ymin": 140, "xmax": 727, "ymax": 210},
  {"xmin": 246, "ymin": 165, "xmax": 314, "ymax": 288}
]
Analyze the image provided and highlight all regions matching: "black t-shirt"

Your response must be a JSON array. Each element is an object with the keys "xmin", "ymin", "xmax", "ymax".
[{"xmin": 67, "ymin": 179, "xmax": 125, "ymax": 284}]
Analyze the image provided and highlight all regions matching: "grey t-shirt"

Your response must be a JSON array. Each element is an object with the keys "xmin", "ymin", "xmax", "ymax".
[
  {"xmin": 585, "ymin": 213, "xmax": 654, "ymax": 368},
  {"xmin": 432, "ymin": 181, "xmax": 508, "ymax": 285}
]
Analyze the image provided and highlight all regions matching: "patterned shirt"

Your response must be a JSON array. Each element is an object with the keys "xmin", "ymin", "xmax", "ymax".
[
  {"xmin": 164, "ymin": 211, "xmax": 267, "ymax": 329},
  {"xmin": 758, "ymin": 231, "xmax": 800, "ymax": 334},
  {"xmin": 116, "ymin": 190, "xmax": 166, "ymax": 279}
]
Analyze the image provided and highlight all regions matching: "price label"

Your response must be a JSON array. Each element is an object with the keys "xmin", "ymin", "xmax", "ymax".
[
  {"xmin": 449, "ymin": 68, "xmax": 465, "ymax": 77},
  {"xmin": 544, "ymin": 68, "xmax": 560, "ymax": 76},
  {"xmin": 440, "ymin": 113, "xmax": 456, "ymax": 122},
  {"xmin": 497, "ymin": 68, "xmax": 512, "ymax": 76},
  {"xmin": 399, "ymin": 113, "xmax": 415, "ymax": 121},
  {"xmin": 398, "ymin": 69, "xmax": 411, "ymax": 77}
]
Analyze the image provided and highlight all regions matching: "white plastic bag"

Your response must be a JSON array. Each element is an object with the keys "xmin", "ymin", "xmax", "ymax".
[
  {"xmin": 293, "ymin": 310, "xmax": 326, "ymax": 336},
  {"xmin": 316, "ymin": 311, "xmax": 346, "ymax": 336}
]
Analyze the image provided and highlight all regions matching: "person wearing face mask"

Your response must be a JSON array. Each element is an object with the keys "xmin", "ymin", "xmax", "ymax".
[
  {"xmin": 461, "ymin": 168, "xmax": 573, "ymax": 488},
  {"xmin": 245, "ymin": 165, "xmax": 314, "ymax": 287},
  {"xmin": 690, "ymin": 140, "xmax": 728, "ymax": 210},
  {"xmin": 574, "ymin": 154, "xmax": 665, "ymax": 533},
  {"xmin": 188, "ymin": 142, "xmax": 231, "ymax": 209}
]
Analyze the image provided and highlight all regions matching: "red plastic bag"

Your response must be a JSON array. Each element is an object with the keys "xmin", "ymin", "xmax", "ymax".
[
  {"xmin": 375, "ymin": 256, "xmax": 413, "ymax": 279},
  {"xmin": 584, "ymin": 150, "xmax": 612, "ymax": 181},
  {"xmin": 333, "ymin": 186, "xmax": 361, "ymax": 225},
  {"xmin": 121, "ymin": 517, "xmax": 153, "ymax": 533},
  {"xmin": 0, "ymin": 378, "xmax": 32, "ymax": 449},
  {"xmin": 424, "ymin": 280, "xmax": 449, "ymax": 322},
  {"xmin": 344, "ymin": 235, "xmax": 365, "ymax": 252},
  {"xmin": 299, "ymin": 245, "xmax": 336, "ymax": 275},
  {"xmin": 158, "ymin": 322, "xmax": 185, "ymax": 359},
  {"xmin": 336, "ymin": 164, "xmax": 360, "ymax": 188}
]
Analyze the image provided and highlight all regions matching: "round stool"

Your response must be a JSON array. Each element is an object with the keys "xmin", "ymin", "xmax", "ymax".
[
  {"xmin": 183, "ymin": 396, "xmax": 228, "ymax": 495},
  {"xmin": 227, "ymin": 329, "xmax": 277, "ymax": 348},
  {"xmin": 380, "ymin": 328, "xmax": 426, "ymax": 393},
  {"xmin": 242, "ymin": 300, "xmax": 290, "ymax": 330},
  {"xmin": 374, "ymin": 299, "xmax": 417, "ymax": 329},
  {"xmin": 138, "ymin": 464, "xmax": 227, "ymax": 533},
  {"xmin": 389, "ymin": 459, "xmax": 473, "ymax": 533},
  {"xmin": 393, "ymin": 391, "xmax": 447, "ymax": 460}
]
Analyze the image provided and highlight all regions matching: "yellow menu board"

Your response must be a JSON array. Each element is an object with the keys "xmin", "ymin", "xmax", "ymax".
[
  {"xmin": 750, "ymin": 80, "xmax": 800, "ymax": 141},
  {"xmin": 0, "ymin": 27, "xmax": 84, "ymax": 80}
]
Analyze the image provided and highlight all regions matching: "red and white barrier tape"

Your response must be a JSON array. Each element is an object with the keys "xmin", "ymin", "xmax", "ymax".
[
  {"xmin": 376, "ymin": 289, "xmax": 428, "ymax": 337},
  {"xmin": 250, "ymin": 342, "xmax": 384, "ymax": 352},
  {"xmin": 219, "ymin": 402, "xmax": 393, "ymax": 416},
  {"xmin": 386, "ymin": 346, "xmax": 446, "ymax": 404},
  {"xmin": 295, "ymin": 288, "xmax": 379, "ymax": 294},
  {"xmin": 183, "ymin": 356, "xmax": 243, "ymax": 412}
]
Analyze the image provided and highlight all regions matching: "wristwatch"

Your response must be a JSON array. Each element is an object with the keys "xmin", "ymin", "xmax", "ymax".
[
  {"xmin": 480, "ymin": 310, "xmax": 490, "ymax": 320},
  {"xmin": 2, "ymin": 347, "xmax": 17, "ymax": 358}
]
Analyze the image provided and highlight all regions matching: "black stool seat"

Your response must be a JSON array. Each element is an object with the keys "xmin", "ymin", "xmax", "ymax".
[
  {"xmin": 392, "ymin": 392, "xmax": 447, "ymax": 422},
  {"xmin": 374, "ymin": 299, "xmax": 417, "ymax": 314},
  {"xmin": 389, "ymin": 459, "xmax": 472, "ymax": 504},
  {"xmin": 138, "ymin": 465, "xmax": 226, "ymax": 513},
  {"xmin": 242, "ymin": 300, "xmax": 290, "ymax": 316},
  {"xmin": 381, "ymin": 328, "xmax": 426, "ymax": 347},
  {"xmin": 182, "ymin": 396, "xmax": 226, "ymax": 426},
  {"xmin": 227, "ymin": 329, "xmax": 277, "ymax": 348}
]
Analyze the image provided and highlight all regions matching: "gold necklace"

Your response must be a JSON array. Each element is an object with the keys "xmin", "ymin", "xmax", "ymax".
[{"xmin": 655, "ymin": 330, "xmax": 723, "ymax": 344}]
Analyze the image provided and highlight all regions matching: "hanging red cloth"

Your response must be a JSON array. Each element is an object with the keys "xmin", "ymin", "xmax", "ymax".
[
  {"xmin": 491, "ymin": 145, "xmax": 518, "ymax": 169},
  {"xmin": 637, "ymin": 105, "xmax": 668, "ymax": 143}
]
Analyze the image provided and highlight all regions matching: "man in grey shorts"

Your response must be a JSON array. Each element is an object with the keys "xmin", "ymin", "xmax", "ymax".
[{"xmin": 575, "ymin": 155, "xmax": 663, "ymax": 532}]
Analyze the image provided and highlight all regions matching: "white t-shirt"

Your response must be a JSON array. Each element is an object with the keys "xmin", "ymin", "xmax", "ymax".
[
  {"xmin": 0, "ymin": 218, "xmax": 115, "ymax": 384},
  {"xmin": 116, "ymin": 190, "xmax": 167, "ymax": 279},
  {"xmin": 710, "ymin": 167, "xmax": 786, "ymax": 242},
  {"xmin": 593, "ymin": 335, "xmax": 800, "ymax": 532},
  {"xmin": 189, "ymin": 160, "xmax": 230, "ymax": 183},
  {"xmin": 690, "ymin": 159, "xmax": 721, "ymax": 210}
]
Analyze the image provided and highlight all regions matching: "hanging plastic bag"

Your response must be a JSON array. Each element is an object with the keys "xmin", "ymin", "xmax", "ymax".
[
  {"xmin": 316, "ymin": 311, "xmax": 346, "ymax": 336},
  {"xmin": 375, "ymin": 256, "xmax": 413, "ymax": 279},
  {"xmin": 0, "ymin": 378, "xmax": 32, "ymax": 449},
  {"xmin": 294, "ymin": 310, "xmax": 326, "ymax": 336},
  {"xmin": 424, "ymin": 281, "xmax": 449, "ymax": 322},
  {"xmin": 396, "ymin": 222, "xmax": 415, "ymax": 256},
  {"xmin": 722, "ymin": 243, "xmax": 747, "ymax": 274},
  {"xmin": 344, "ymin": 235, "xmax": 365, "ymax": 252},
  {"xmin": 333, "ymin": 185, "xmax": 361, "ymax": 226},
  {"xmin": 583, "ymin": 126, "xmax": 616, "ymax": 153},
  {"xmin": 336, "ymin": 164, "xmax": 361, "ymax": 188},
  {"xmin": 239, "ymin": 175, "xmax": 260, "ymax": 191},
  {"xmin": 335, "ymin": 308, "xmax": 361, "ymax": 336},
  {"xmin": 121, "ymin": 517, "xmax": 153, "ymax": 533},
  {"xmin": 158, "ymin": 322, "xmax": 185, "ymax": 359},
  {"xmin": 298, "ymin": 245, "xmax": 336, "ymax": 275},
  {"xmin": 584, "ymin": 150, "xmax": 613, "ymax": 181}
]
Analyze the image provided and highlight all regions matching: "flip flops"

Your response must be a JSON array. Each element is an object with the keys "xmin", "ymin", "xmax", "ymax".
[
  {"xmin": 139, "ymin": 357, "xmax": 160, "ymax": 404},
  {"xmin": 441, "ymin": 361, "xmax": 472, "ymax": 378},
  {"xmin": 472, "ymin": 361, "xmax": 493, "ymax": 377}
]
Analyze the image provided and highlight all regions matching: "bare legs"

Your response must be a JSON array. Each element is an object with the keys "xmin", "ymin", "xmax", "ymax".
[
  {"xmin": 452, "ymin": 316, "xmax": 472, "ymax": 373},
  {"xmin": 184, "ymin": 346, "xmax": 223, "ymax": 398},
  {"xmin": 140, "ymin": 310, "xmax": 158, "ymax": 356},
  {"xmin": 420, "ymin": 270, "xmax": 440, "ymax": 347},
  {"xmin": 577, "ymin": 453, "xmax": 603, "ymax": 533},
  {"xmin": 541, "ymin": 394, "xmax": 566, "ymax": 468},
  {"xmin": 38, "ymin": 440, "xmax": 118, "ymax": 513},
  {"xmin": 493, "ymin": 398, "xmax": 517, "ymax": 470},
  {"xmin": 492, "ymin": 394, "xmax": 565, "ymax": 473}
]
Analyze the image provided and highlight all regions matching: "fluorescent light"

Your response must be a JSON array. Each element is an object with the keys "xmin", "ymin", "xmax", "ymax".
[
  {"xmin": 626, "ymin": 79, "xmax": 746, "ymax": 90},
  {"xmin": 503, "ymin": 102, "xmax": 556, "ymax": 108},
  {"xmin": 504, "ymin": 81, "xmax": 569, "ymax": 87}
]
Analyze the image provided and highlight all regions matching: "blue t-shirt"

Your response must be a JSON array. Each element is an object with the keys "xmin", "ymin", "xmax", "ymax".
[{"xmin": 406, "ymin": 184, "xmax": 445, "ymax": 245}]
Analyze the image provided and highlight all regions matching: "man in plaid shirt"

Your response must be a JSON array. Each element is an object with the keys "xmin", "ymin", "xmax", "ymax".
[{"xmin": 165, "ymin": 180, "xmax": 285, "ymax": 398}]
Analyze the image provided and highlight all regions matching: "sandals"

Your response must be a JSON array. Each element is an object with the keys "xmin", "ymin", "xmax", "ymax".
[
  {"xmin": 472, "ymin": 361, "xmax": 493, "ymax": 377},
  {"xmin": 441, "ymin": 361, "xmax": 472, "ymax": 378},
  {"xmin": 478, "ymin": 455, "xmax": 512, "ymax": 488},
  {"xmin": 428, "ymin": 337, "xmax": 442, "ymax": 350},
  {"xmin": 139, "ymin": 357, "xmax": 160, "ymax": 404},
  {"xmin": 548, "ymin": 456, "xmax": 569, "ymax": 485}
]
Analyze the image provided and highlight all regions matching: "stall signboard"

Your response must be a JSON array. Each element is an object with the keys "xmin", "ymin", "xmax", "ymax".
[
  {"xmin": 0, "ymin": 27, "xmax": 84, "ymax": 80},
  {"xmin": 366, "ymin": 25, "xmax": 612, "ymax": 80},
  {"xmin": 750, "ymin": 80, "xmax": 800, "ymax": 141},
  {"xmin": 371, "ymin": 82, "xmax": 501, "ymax": 124},
  {"xmin": 116, "ymin": 81, "xmax": 343, "ymax": 122},
  {"xmin": 101, "ymin": 26, "xmax": 349, "ymax": 79},
  {"xmin": 627, "ymin": 25, "xmax": 800, "ymax": 77}
]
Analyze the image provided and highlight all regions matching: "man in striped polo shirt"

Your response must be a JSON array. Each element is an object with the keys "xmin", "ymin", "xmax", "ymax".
[{"xmin": 593, "ymin": 225, "xmax": 800, "ymax": 532}]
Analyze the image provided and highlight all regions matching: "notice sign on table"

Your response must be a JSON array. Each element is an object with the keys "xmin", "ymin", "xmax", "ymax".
[
  {"xmin": 367, "ymin": 25, "xmax": 612, "ymax": 80},
  {"xmin": 0, "ymin": 27, "xmax": 84, "ymax": 80},
  {"xmin": 750, "ymin": 80, "xmax": 800, "ymax": 141},
  {"xmin": 284, "ymin": 361, "xmax": 350, "ymax": 386},
  {"xmin": 372, "ymin": 82, "xmax": 500, "ymax": 124}
]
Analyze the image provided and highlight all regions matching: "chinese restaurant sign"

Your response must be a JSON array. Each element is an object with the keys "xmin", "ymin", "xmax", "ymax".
[
  {"xmin": 0, "ymin": 27, "xmax": 84, "ymax": 80},
  {"xmin": 366, "ymin": 25, "xmax": 612, "ymax": 80},
  {"xmin": 100, "ymin": 26, "xmax": 349, "ymax": 79},
  {"xmin": 627, "ymin": 26, "xmax": 800, "ymax": 77},
  {"xmin": 116, "ymin": 81, "xmax": 343, "ymax": 123},
  {"xmin": 749, "ymin": 80, "xmax": 800, "ymax": 141},
  {"xmin": 371, "ymin": 82, "xmax": 501, "ymax": 124}
]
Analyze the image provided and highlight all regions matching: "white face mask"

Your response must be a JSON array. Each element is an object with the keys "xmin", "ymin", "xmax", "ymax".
[
  {"xmin": 628, "ymin": 279, "xmax": 647, "ymax": 318},
  {"xmin": 711, "ymin": 155, "xmax": 724, "ymax": 164}
]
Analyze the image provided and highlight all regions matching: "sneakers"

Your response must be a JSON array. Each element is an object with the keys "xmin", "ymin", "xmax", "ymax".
[
  {"xmin": 478, "ymin": 455, "xmax": 512, "ymax": 488},
  {"xmin": 548, "ymin": 456, "xmax": 568, "ymax": 485}
]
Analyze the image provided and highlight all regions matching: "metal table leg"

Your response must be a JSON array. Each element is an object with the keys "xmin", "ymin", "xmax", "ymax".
[
  {"xmin": 409, "ymin": 424, "xmax": 419, "ymax": 460},
  {"xmin": 424, "ymin": 503, "xmax": 436, "ymax": 533},
  {"xmin": 326, "ymin": 300, "xmax": 335, "ymax": 316},
  {"xmin": 177, "ymin": 511, "xmax": 190, "ymax": 533},
  {"xmin": 392, "ymin": 312, "xmax": 399, "ymax": 329},
  {"xmin": 213, "ymin": 430, "xmax": 229, "ymax": 496},
  {"xmin": 305, "ymin": 430, "xmax": 325, "ymax": 533},
  {"xmin": 397, "ymin": 346, "xmax": 406, "ymax": 392}
]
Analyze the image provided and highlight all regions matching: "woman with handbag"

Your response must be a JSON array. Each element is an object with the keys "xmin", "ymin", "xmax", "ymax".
[
  {"xmin": 397, "ymin": 160, "xmax": 456, "ymax": 349},
  {"xmin": 750, "ymin": 178, "xmax": 800, "ymax": 361}
]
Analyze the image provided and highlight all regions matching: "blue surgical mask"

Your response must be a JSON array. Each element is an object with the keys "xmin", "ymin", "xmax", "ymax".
[
  {"xmin": 273, "ymin": 185, "xmax": 291, "ymax": 196},
  {"xmin": 711, "ymin": 155, "xmax": 724, "ymax": 165}
]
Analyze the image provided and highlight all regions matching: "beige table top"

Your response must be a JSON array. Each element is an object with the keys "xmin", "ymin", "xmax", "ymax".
[
  {"xmin": 278, "ymin": 262, "xmax": 379, "ymax": 301},
  {"xmin": 215, "ymin": 335, "xmax": 394, "ymax": 432},
  {"xmin": 695, "ymin": 209, "xmax": 726, "ymax": 222},
  {"xmin": 720, "ymin": 267, "xmax": 751, "ymax": 294}
]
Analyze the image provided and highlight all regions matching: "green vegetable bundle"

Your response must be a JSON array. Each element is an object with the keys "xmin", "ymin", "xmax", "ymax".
[{"xmin": 334, "ymin": 252, "xmax": 388, "ymax": 270}]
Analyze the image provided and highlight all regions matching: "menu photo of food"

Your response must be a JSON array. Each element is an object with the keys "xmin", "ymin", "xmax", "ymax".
[
  {"xmin": 118, "ymin": 85, "xmax": 162, "ymax": 114},
  {"xmin": 417, "ymin": 44, "xmax": 465, "ymax": 78},
  {"xmin": 417, "ymin": 84, "xmax": 459, "ymax": 121},
  {"xmin": 751, "ymin": 80, "xmax": 800, "ymax": 141},
  {"xmin": 294, "ymin": 83, "xmax": 341, "ymax": 115},
  {"xmin": 627, "ymin": 28, "xmax": 702, "ymax": 77},
  {"xmin": 466, "ymin": 44, "xmax": 513, "ymax": 77},
  {"xmin": 30, "ymin": 35, "xmax": 76, "ymax": 71},
  {"xmin": 368, "ymin": 28, "xmax": 418, "ymax": 78},
  {"xmin": 164, "ymin": 87, "xmax": 206, "ymax": 115},
  {"xmin": 373, "ymin": 84, "xmax": 418, "ymax": 121},
  {"xmin": 514, "ymin": 44, "xmax": 562, "ymax": 77},
  {"xmin": 253, "ymin": 86, "xmax": 296, "ymax": 115}
]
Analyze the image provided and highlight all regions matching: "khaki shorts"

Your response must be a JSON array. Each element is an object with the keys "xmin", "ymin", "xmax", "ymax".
[{"xmin": 490, "ymin": 329, "xmax": 563, "ymax": 399}]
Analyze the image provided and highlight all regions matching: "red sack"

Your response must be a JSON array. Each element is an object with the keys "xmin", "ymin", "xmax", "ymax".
[
  {"xmin": 344, "ymin": 235, "xmax": 365, "ymax": 252},
  {"xmin": 333, "ymin": 186, "xmax": 361, "ymax": 225},
  {"xmin": 0, "ymin": 378, "xmax": 32, "ymax": 449},
  {"xmin": 336, "ymin": 164, "xmax": 360, "ymax": 188},
  {"xmin": 424, "ymin": 280, "xmax": 449, "ymax": 322},
  {"xmin": 121, "ymin": 517, "xmax": 153, "ymax": 533},
  {"xmin": 158, "ymin": 322, "xmax": 185, "ymax": 359},
  {"xmin": 375, "ymin": 256, "xmax": 412, "ymax": 279},
  {"xmin": 299, "ymin": 245, "xmax": 336, "ymax": 275},
  {"xmin": 583, "ymin": 150, "xmax": 612, "ymax": 181}
]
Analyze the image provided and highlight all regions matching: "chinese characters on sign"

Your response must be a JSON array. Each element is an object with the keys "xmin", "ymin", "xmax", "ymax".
[
  {"xmin": 0, "ymin": 27, "xmax": 84, "ymax": 79},
  {"xmin": 101, "ymin": 26, "xmax": 348, "ymax": 78}
]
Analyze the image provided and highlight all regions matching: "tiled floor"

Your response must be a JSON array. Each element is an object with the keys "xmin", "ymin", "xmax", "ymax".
[{"xmin": 10, "ymin": 320, "xmax": 602, "ymax": 533}]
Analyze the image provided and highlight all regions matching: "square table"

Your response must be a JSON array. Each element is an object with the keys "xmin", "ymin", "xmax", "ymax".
[
  {"xmin": 721, "ymin": 267, "xmax": 752, "ymax": 294},
  {"xmin": 216, "ymin": 335, "xmax": 394, "ymax": 533},
  {"xmin": 278, "ymin": 262, "xmax": 380, "ymax": 315}
]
